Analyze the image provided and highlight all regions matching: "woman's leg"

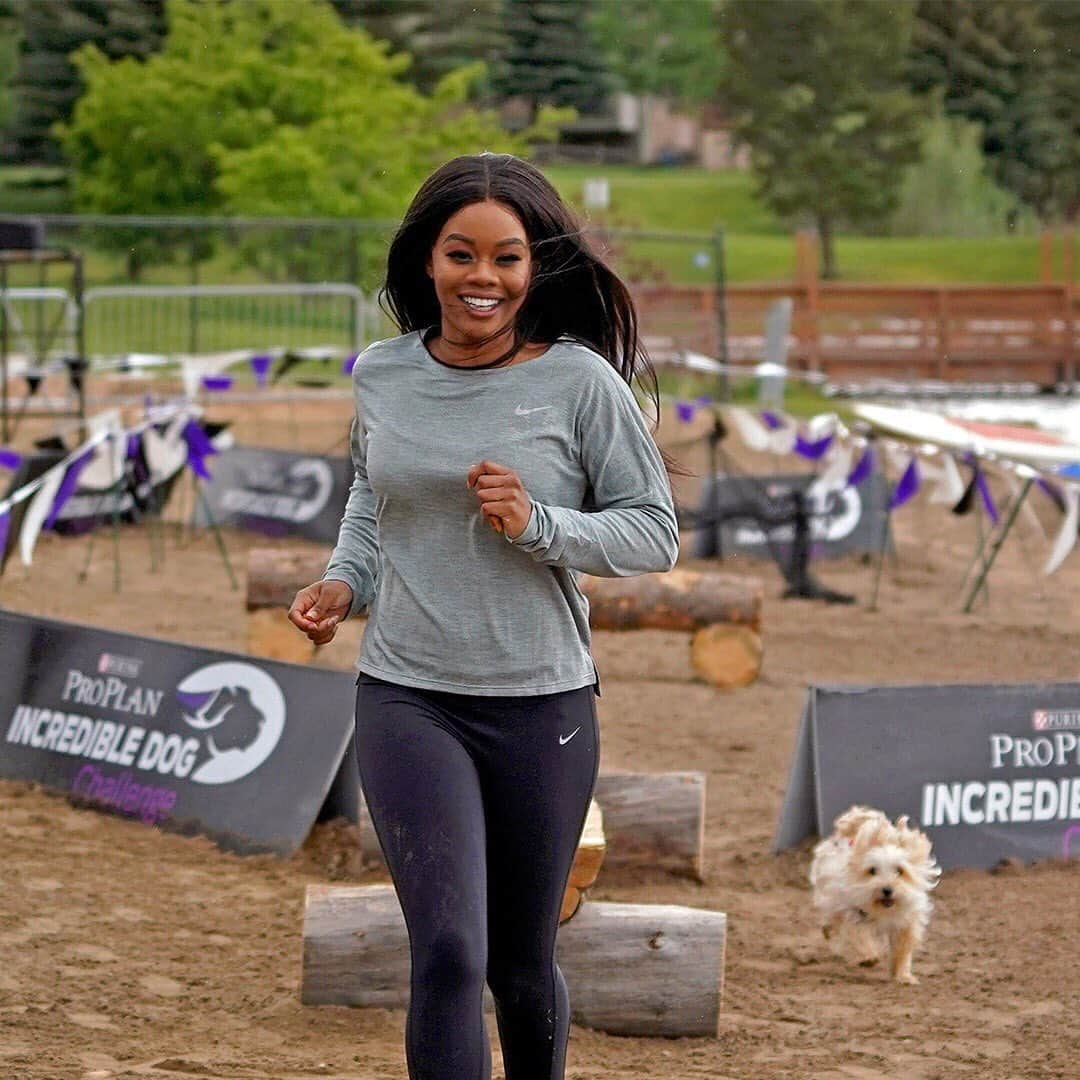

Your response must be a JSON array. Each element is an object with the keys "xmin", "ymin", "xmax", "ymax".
[
  {"xmin": 476, "ymin": 686, "xmax": 600, "ymax": 1080},
  {"xmin": 354, "ymin": 677, "xmax": 491, "ymax": 1080}
]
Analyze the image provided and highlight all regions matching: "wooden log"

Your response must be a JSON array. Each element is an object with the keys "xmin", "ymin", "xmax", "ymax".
[
  {"xmin": 358, "ymin": 772, "xmax": 704, "ymax": 882},
  {"xmin": 690, "ymin": 623, "xmax": 763, "ymax": 689},
  {"xmin": 579, "ymin": 568, "xmax": 761, "ymax": 633},
  {"xmin": 245, "ymin": 549, "xmax": 762, "ymax": 634},
  {"xmin": 301, "ymin": 883, "xmax": 726, "ymax": 1037},
  {"xmin": 560, "ymin": 799, "xmax": 605, "ymax": 923},
  {"xmin": 246, "ymin": 548, "xmax": 329, "ymax": 610},
  {"xmin": 593, "ymin": 772, "xmax": 706, "ymax": 881}
]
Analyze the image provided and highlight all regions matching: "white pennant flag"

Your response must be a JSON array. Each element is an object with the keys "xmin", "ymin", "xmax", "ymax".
[
  {"xmin": 767, "ymin": 423, "xmax": 797, "ymax": 455},
  {"xmin": 1042, "ymin": 485, "xmax": 1079, "ymax": 576},
  {"xmin": 19, "ymin": 462, "xmax": 66, "ymax": 566},
  {"xmin": 77, "ymin": 434, "xmax": 126, "ymax": 492},
  {"xmin": 928, "ymin": 453, "xmax": 966, "ymax": 506},
  {"xmin": 723, "ymin": 407, "xmax": 773, "ymax": 452},
  {"xmin": 143, "ymin": 412, "xmax": 190, "ymax": 481},
  {"xmin": 810, "ymin": 442, "xmax": 854, "ymax": 498}
]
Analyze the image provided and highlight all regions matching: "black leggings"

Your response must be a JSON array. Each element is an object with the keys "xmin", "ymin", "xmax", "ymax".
[{"xmin": 354, "ymin": 674, "xmax": 600, "ymax": 1080}]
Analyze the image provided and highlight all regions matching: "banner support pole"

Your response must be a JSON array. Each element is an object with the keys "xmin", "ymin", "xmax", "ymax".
[{"xmin": 961, "ymin": 472, "xmax": 1035, "ymax": 614}]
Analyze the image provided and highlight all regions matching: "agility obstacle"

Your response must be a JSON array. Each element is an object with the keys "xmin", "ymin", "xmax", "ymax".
[
  {"xmin": 244, "ymin": 548, "xmax": 764, "ymax": 689},
  {"xmin": 357, "ymin": 771, "xmax": 707, "ymax": 884}
]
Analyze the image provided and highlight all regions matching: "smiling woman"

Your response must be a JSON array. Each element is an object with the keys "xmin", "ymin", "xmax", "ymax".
[
  {"xmin": 424, "ymin": 202, "xmax": 540, "ymax": 367},
  {"xmin": 287, "ymin": 151, "xmax": 680, "ymax": 1080}
]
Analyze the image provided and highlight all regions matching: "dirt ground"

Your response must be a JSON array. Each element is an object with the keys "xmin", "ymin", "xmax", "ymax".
[{"xmin": 1, "ymin": 390, "xmax": 1078, "ymax": 1079}]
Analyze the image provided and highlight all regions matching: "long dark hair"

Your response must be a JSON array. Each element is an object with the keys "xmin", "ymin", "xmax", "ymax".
[{"xmin": 381, "ymin": 153, "xmax": 679, "ymax": 468}]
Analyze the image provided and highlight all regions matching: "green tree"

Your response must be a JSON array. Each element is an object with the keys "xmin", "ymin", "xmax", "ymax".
[
  {"xmin": 722, "ymin": 0, "xmax": 923, "ymax": 278},
  {"xmin": 4, "ymin": 0, "xmax": 165, "ymax": 164},
  {"xmin": 493, "ymin": 0, "xmax": 614, "ymax": 122},
  {"xmin": 58, "ymin": 0, "xmax": 559, "ymax": 279},
  {"xmin": 332, "ymin": 0, "xmax": 505, "ymax": 100},
  {"xmin": 0, "ymin": 1, "xmax": 21, "ymax": 137},
  {"xmin": 888, "ymin": 105, "xmax": 1028, "ymax": 236},
  {"xmin": 909, "ymin": 0, "xmax": 1070, "ymax": 222},
  {"xmin": 589, "ymin": 0, "xmax": 724, "ymax": 105},
  {"xmin": 1042, "ymin": 0, "xmax": 1080, "ymax": 221}
]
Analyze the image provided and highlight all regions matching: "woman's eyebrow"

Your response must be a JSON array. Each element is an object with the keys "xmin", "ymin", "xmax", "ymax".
[{"xmin": 442, "ymin": 233, "xmax": 526, "ymax": 248}]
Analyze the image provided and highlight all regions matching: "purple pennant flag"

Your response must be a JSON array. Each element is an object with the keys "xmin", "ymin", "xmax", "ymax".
[
  {"xmin": 1035, "ymin": 476, "xmax": 1066, "ymax": 513},
  {"xmin": 342, "ymin": 353, "xmax": 359, "ymax": 376},
  {"xmin": 181, "ymin": 419, "xmax": 218, "ymax": 480},
  {"xmin": 847, "ymin": 445, "xmax": 875, "ymax": 487},
  {"xmin": 794, "ymin": 432, "xmax": 834, "ymax": 460},
  {"xmin": 0, "ymin": 508, "xmax": 9, "ymax": 557},
  {"xmin": 201, "ymin": 374, "xmax": 233, "ymax": 392},
  {"xmin": 760, "ymin": 410, "xmax": 785, "ymax": 431},
  {"xmin": 126, "ymin": 432, "xmax": 142, "ymax": 461},
  {"xmin": 44, "ymin": 447, "xmax": 96, "ymax": 529},
  {"xmin": 250, "ymin": 354, "xmax": 272, "ymax": 387},
  {"xmin": 888, "ymin": 457, "xmax": 921, "ymax": 510},
  {"xmin": 675, "ymin": 400, "xmax": 695, "ymax": 423},
  {"xmin": 975, "ymin": 468, "xmax": 999, "ymax": 525},
  {"xmin": 0, "ymin": 447, "xmax": 22, "ymax": 471}
]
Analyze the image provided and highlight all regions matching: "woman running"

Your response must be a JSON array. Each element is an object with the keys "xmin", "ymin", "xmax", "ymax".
[{"xmin": 288, "ymin": 152, "xmax": 679, "ymax": 1080}]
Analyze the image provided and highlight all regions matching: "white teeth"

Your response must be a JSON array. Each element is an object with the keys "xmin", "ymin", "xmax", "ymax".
[{"xmin": 462, "ymin": 296, "xmax": 500, "ymax": 309}]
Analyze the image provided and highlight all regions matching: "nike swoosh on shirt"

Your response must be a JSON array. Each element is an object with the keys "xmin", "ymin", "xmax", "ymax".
[
  {"xmin": 559, "ymin": 726, "xmax": 581, "ymax": 745},
  {"xmin": 515, "ymin": 405, "xmax": 553, "ymax": 416}
]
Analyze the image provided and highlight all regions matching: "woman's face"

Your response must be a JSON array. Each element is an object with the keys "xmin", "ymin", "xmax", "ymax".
[{"xmin": 426, "ymin": 200, "xmax": 532, "ymax": 346}]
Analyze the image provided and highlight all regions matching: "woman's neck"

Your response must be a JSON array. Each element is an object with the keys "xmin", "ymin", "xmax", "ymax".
[{"xmin": 426, "ymin": 325, "xmax": 548, "ymax": 369}]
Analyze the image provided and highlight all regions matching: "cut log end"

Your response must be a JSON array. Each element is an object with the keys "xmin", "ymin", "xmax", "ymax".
[
  {"xmin": 561, "ymin": 799, "xmax": 605, "ymax": 924},
  {"xmin": 690, "ymin": 623, "xmax": 763, "ymax": 689}
]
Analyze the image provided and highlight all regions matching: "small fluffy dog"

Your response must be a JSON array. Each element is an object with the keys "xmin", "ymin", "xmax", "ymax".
[{"xmin": 810, "ymin": 806, "xmax": 940, "ymax": 984}]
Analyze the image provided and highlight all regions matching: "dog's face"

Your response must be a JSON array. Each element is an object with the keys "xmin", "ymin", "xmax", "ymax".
[{"xmin": 846, "ymin": 818, "xmax": 939, "ymax": 920}]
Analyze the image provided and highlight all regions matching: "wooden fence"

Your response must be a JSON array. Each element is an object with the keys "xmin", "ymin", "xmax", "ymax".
[
  {"xmin": 634, "ymin": 231, "xmax": 1078, "ymax": 385},
  {"xmin": 635, "ymin": 282, "xmax": 1078, "ymax": 385}
]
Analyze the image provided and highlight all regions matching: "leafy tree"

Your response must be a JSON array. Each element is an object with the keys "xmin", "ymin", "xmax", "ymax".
[
  {"xmin": 493, "ymin": 0, "xmax": 614, "ymax": 122},
  {"xmin": 58, "ymin": 0, "xmax": 560, "ymax": 279},
  {"xmin": 888, "ymin": 105, "xmax": 1029, "ymax": 236},
  {"xmin": 589, "ymin": 0, "xmax": 725, "ymax": 105},
  {"xmin": 722, "ymin": 0, "xmax": 923, "ymax": 278},
  {"xmin": 908, "ymin": 0, "xmax": 1071, "ymax": 222},
  {"xmin": 1041, "ymin": 0, "xmax": 1080, "ymax": 221},
  {"xmin": 3, "ymin": 0, "xmax": 165, "ymax": 164},
  {"xmin": 0, "ymin": 1, "xmax": 21, "ymax": 136},
  {"xmin": 332, "ymin": 0, "xmax": 505, "ymax": 100}
]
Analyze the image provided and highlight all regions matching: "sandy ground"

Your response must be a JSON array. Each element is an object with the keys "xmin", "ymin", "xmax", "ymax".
[{"xmin": 1, "ymin": 391, "xmax": 1078, "ymax": 1079}]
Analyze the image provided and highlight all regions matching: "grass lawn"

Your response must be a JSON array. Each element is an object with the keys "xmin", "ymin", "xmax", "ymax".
[{"xmin": 0, "ymin": 162, "xmax": 1051, "ymax": 287}]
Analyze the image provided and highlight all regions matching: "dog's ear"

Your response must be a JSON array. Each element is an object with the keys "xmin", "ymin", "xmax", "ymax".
[
  {"xmin": 898, "ymin": 825, "xmax": 941, "ymax": 883},
  {"xmin": 834, "ymin": 805, "xmax": 879, "ymax": 841}
]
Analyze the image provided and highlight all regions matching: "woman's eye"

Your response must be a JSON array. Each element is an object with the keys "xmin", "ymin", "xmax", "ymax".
[
  {"xmin": 448, "ymin": 251, "xmax": 472, "ymax": 262},
  {"xmin": 497, "ymin": 255, "xmax": 522, "ymax": 264}
]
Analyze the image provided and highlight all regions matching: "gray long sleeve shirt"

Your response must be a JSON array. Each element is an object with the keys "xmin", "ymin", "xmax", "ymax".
[{"xmin": 324, "ymin": 330, "xmax": 679, "ymax": 695}]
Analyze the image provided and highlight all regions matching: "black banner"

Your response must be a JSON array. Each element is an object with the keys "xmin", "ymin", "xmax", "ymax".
[
  {"xmin": 194, "ymin": 445, "xmax": 350, "ymax": 543},
  {"xmin": 692, "ymin": 473, "xmax": 890, "ymax": 559},
  {"xmin": 0, "ymin": 611, "xmax": 356, "ymax": 855},
  {"xmin": 774, "ymin": 682, "xmax": 1080, "ymax": 869}
]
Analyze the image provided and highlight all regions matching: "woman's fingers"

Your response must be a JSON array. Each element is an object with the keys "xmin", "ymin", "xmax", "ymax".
[
  {"xmin": 467, "ymin": 459, "xmax": 514, "ymax": 488},
  {"xmin": 288, "ymin": 585, "xmax": 320, "ymax": 630}
]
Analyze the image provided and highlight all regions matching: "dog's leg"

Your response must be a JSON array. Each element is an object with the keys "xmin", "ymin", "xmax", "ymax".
[
  {"xmin": 822, "ymin": 913, "xmax": 844, "ymax": 941},
  {"xmin": 850, "ymin": 920, "xmax": 882, "ymax": 966},
  {"xmin": 889, "ymin": 924, "xmax": 920, "ymax": 984}
]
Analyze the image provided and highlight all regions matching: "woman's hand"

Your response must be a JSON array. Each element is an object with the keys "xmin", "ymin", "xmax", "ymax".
[
  {"xmin": 288, "ymin": 579, "xmax": 354, "ymax": 645},
  {"xmin": 467, "ymin": 460, "xmax": 533, "ymax": 539}
]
